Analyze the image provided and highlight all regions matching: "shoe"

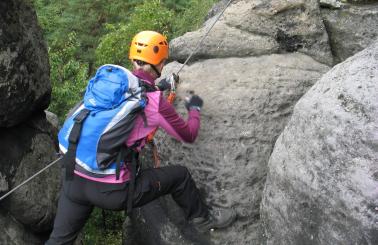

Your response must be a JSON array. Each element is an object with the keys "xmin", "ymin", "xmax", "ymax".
[{"xmin": 191, "ymin": 207, "xmax": 237, "ymax": 233}]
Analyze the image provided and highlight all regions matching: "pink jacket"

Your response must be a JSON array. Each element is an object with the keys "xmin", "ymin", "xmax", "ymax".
[
  {"xmin": 127, "ymin": 69, "xmax": 200, "ymax": 147},
  {"xmin": 74, "ymin": 69, "xmax": 201, "ymax": 183}
]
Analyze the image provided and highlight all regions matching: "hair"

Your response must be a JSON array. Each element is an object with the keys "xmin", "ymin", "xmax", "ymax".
[
  {"xmin": 132, "ymin": 59, "xmax": 165, "ymax": 78},
  {"xmin": 132, "ymin": 60, "xmax": 155, "ymax": 74}
]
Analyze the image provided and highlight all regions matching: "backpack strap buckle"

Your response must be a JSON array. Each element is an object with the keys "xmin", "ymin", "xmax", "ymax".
[
  {"xmin": 73, "ymin": 109, "xmax": 90, "ymax": 123},
  {"xmin": 65, "ymin": 108, "xmax": 90, "ymax": 180}
]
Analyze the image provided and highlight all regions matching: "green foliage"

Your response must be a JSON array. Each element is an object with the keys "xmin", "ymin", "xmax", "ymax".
[
  {"xmin": 95, "ymin": 0, "xmax": 175, "ymax": 66},
  {"xmin": 33, "ymin": 0, "xmax": 67, "ymax": 40},
  {"xmin": 35, "ymin": 0, "xmax": 139, "ymax": 73},
  {"xmin": 173, "ymin": 0, "xmax": 216, "ymax": 37},
  {"xmin": 48, "ymin": 32, "xmax": 88, "ymax": 120},
  {"xmin": 96, "ymin": 0, "xmax": 215, "ymax": 66},
  {"xmin": 83, "ymin": 208, "xmax": 125, "ymax": 245},
  {"xmin": 162, "ymin": 0, "xmax": 189, "ymax": 12}
]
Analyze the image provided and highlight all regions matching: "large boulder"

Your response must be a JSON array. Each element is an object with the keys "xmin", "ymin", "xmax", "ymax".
[
  {"xmin": 0, "ymin": 112, "xmax": 60, "ymax": 236},
  {"xmin": 321, "ymin": 1, "xmax": 378, "ymax": 63},
  {"xmin": 261, "ymin": 41, "xmax": 378, "ymax": 244},
  {"xmin": 0, "ymin": 0, "xmax": 51, "ymax": 127},
  {"xmin": 170, "ymin": 0, "xmax": 333, "ymax": 65},
  {"xmin": 127, "ymin": 54, "xmax": 329, "ymax": 244},
  {"xmin": 124, "ymin": 0, "xmax": 378, "ymax": 244},
  {"xmin": 125, "ymin": 199, "xmax": 199, "ymax": 245},
  {"xmin": 0, "ymin": 209, "xmax": 44, "ymax": 245}
]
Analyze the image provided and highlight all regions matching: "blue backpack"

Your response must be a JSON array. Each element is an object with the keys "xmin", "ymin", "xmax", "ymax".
[{"xmin": 58, "ymin": 64, "xmax": 147, "ymax": 180}]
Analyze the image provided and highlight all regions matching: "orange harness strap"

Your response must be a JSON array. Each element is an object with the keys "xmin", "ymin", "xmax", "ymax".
[{"xmin": 147, "ymin": 91, "xmax": 176, "ymax": 168}]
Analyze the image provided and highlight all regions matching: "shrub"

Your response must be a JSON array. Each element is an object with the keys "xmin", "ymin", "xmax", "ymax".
[
  {"xmin": 95, "ymin": 0, "xmax": 174, "ymax": 66},
  {"xmin": 173, "ymin": 0, "xmax": 216, "ymax": 37}
]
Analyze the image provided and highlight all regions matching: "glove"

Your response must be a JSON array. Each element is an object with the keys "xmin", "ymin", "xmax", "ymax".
[
  {"xmin": 185, "ymin": 94, "xmax": 203, "ymax": 111},
  {"xmin": 156, "ymin": 78, "xmax": 171, "ymax": 91},
  {"xmin": 156, "ymin": 73, "xmax": 179, "ymax": 91}
]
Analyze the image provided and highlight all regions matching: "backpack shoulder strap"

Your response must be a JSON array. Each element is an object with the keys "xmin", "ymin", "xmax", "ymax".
[
  {"xmin": 139, "ymin": 79, "xmax": 157, "ymax": 92},
  {"xmin": 127, "ymin": 149, "xmax": 138, "ymax": 215},
  {"xmin": 63, "ymin": 108, "xmax": 90, "ymax": 180}
]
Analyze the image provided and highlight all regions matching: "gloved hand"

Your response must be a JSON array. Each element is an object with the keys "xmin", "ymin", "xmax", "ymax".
[
  {"xmin": 185, "ymin": 94, "xmax": 204, "ymax": 111},
  {"xmin": 156, "ymin": 73, "xmax": 179, "ymax": 91}
]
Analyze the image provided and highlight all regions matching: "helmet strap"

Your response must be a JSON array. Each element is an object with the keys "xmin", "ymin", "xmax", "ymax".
[
  {"xmin": 134, "ymin": 59, "xmax": 161, "ymax": 78},
  {"xmin": 151, "ymin": 64, "xmax": 161, "ymax": 78}
]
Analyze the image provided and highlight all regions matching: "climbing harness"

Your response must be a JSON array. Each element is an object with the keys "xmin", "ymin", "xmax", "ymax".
[
  {"xmin": 147, "ymin": 73, "xmax": 178, "ymax": 168},
  {"xmin": 0, "ymin": 0, "xmax": 234, "ymax": 202}
]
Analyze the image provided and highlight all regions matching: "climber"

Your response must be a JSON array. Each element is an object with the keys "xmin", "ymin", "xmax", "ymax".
[{"xmin": 46, "ymin": 31, "xmax": 236, "ymax": 244}]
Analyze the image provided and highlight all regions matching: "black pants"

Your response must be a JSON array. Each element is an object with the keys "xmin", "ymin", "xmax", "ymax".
[{"xmin": 46, "ymin": 165, "xmax": 209, "ymax": 245}]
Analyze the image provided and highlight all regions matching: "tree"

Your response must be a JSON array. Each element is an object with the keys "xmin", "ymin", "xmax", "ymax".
[
  {"xmin": 48, "ymin": 32, "xmax": 88, "ymax": 120},
  {"xmin": 35, "ymin": 0, "xmax": 139, "ymax": 74}
]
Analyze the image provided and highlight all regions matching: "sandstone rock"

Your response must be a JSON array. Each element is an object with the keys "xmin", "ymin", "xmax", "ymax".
[
  {"xmin": 45, "ymin": 110, "xmax": 60, "ymax": 141},
  {"xmin": 261, "ymin": 41, "xmax": 378, "ymax": 244},
  {"xmin": 170, "ymin": 21, "xmax": 279, "ymax": 62},
  {"xmin": 0, "ymin": 0, "xmax": 51, "ymax": 127},
  {"xmin": 129, "ymin": 54, "xmax": 329, "ymax": 244},
  {"xmin": 321, "ymin": 2, "xmax": 378, "ymax": 63},
  {"xmin": 345, "ymin": 0, "xmax": 378, "ymax": 3},
  {"xmin": 45, "ymin": 110, "xmax": 59, "ymax": 129},
  {"xmin": 0, "ymin": 171, "xmax": 8, "ymax": 193},
  {"xmin": 205, "ymin": 0, "xmax": 229, "ymax": 20},
  {"xmin": 320, "ymin": 0, "xmax": 343, "ymax": 9},
  {"xmin": 0, "ymin": 112, "xmax": 60, "ymax": 233},
  {"xmin": 170, "ymin": 0, "xmax": 333, "ymax": 65},
  {"xmin": 0, "ymin": 210, "xmax": 44, "ymax": 245},
  {"xmin": 125, "ymin": 200, "xmax": 198, "ymax": 245}
]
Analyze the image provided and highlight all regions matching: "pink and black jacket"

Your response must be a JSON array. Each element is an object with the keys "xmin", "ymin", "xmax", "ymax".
[{"xmin": 73, "ymin": 69, "xmax": 201, "ymax": 183}]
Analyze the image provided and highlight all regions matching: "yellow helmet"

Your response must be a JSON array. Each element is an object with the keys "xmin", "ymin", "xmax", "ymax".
[{"xmin": 129, "ymin": 31, "xmax": 169, "ymax": 65}]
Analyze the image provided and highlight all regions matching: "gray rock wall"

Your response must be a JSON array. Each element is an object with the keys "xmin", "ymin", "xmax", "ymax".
[
  {"xmin": 0, "ymin": 112, "xmax": 60, "ymax": 243},
  {"xmin": 171, "ymin": 0, "xmax": 378, "ymax": 67},
  {"xmin": 128, "ymin": 0, "xmax": 378, "ymax": 244},
  {"xmin": 128, "ymin": 55, "xmax": 329, "ymax": 244},
  {"xmin": 0, "ymin": 210, "xmax": 44, "ymax": 245},
  {"xmin": 0, "ymin": 0, "xmax": 51, "ymax": 127},
  {"xmin": 261, "ymin": 41, "xmax": 378, "ymax": 245},
  {"xmin": 0, "ymin": 1, "xmax": 59, "ymax": 244},
  {"xmin": 171, "ymin": 0, "xmax": 333, "ymax": 65},
  {"xmin": 1, "ymin": 0, "xmax": 375, "ymax": 244},
  {"xmin": 321, "ymin": 1, "xmax": 378, "ymax": 63}
]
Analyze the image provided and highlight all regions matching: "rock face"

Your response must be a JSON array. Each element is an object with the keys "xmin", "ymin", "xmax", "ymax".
[
  {"xmin": 0, "ymin": 0, "xmax": 51, "ymax": 127},
  {"xmin": 321, "ymin": 1, "xmax": 378, "ymax": 63},
  {"xmin": 126, "ymin": 0, "xmax": 378, "ymax": 244},
  {"xmin": 171, "ymin": 0, "xmax": 334, "ymax": 65},
  {"xmin": 127, "ymin": 55, "xmax": 329, "ymax": 244},
  {"xmin": 0, "ymin": 0, "xmax": 374, "ymax": 244},
  {"xmin": 0, "ymin": 1, "xmax": 59, "ymax": 244},
  {"xmin": 0, "ymin": 112, "xmax": 60, "ymax": 243},
  {"xmin": 171, "ymin": 0, "xmax": 378, "ymax": 67},
  {"xmin": 0, "ymin": 209, "xmax": 43, "ymax": 245},
  {"xmin": 261, "ymin": 42, "xmax": 378, "ymax": 244}
]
